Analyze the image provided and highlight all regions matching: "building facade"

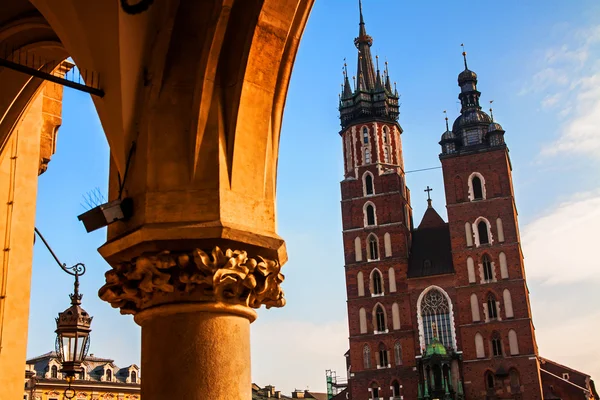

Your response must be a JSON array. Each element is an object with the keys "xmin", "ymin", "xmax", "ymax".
[
  {"xmin": 337, "ymin": 3, "xmax": 598, "ymax": 400},
  {"xmin": 25, "ymin": 352, "xmax": 140, "ymax": 400}
]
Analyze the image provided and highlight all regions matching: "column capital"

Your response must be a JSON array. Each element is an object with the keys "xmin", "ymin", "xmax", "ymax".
[{"xmin": 98, "ymin": 246, "xmax": 285, "ymax": 318}]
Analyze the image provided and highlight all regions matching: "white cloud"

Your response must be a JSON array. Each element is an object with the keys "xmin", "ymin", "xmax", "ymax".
[
  {"xmin": 522, "ymin": 191, "xmax": 600, "ymax": 285},
  {"xmin": 251, "ymin": 319, "xmax": 348, "ymax": 395},
  {"xmin": 541, "ymin": 93, "xmax": 561, "ymax": 109}
]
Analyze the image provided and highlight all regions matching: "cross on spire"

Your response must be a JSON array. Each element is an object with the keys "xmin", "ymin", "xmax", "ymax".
[
  {"xmin": 424, "ymin": 186, "xmax": 433, "ymax": 208},
  {"xmin": 461, "ymin": 43, "xmax": 468, "ymax": 69}
]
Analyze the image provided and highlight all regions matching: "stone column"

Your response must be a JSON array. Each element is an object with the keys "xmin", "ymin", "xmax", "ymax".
[{"xmin": 99, "ymin": 247, "xmax": 285, "ymax": 400}]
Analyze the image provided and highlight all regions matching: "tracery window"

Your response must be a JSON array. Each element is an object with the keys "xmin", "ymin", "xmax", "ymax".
[
  {"xmin": 394, "ymin": 342, "xmax": 402, "ymax": 366},
  {"xmin": 366, "ymin": 204, "xmax": 376, "ymax": 226},
  {"xmin": 487, "ymin": 294, "xmax": 498, "ymax": 320},
  {"xmin": 491, "ymin": 332, "xmax": 502, "ymax": 356},
  {"xmin": 363, "ymin": 345, "xmax": 371, "ymax": 369},
  {"xmin": 364, "ymin": 173, "xmax": 374, "ymax": 195},
  {"xmin": 375, "ymin": 305, "xmax": 386, "ymax": 332},
  {"xmin": 383, "ymin": 147, "xmax": 389, "ymax": 163},
  {"xmin": 378, "ymin": 343, "xmax": 388, "ymax": 367},
  {"xmin": 372, "ymin": 269, "xmax": 383, "ymax": 295},
  {"xmin": 363, "ymin": 127, "xmax": 369, "ymax": 144},
  {"xmin": 472, "ymin": 176, "xmax": 484, "ymax": 200},
  {"xmin": 368, "ymin": 235, "xmax": 379, "ymax": 261},
  {"xmin": 420, "ymin": 289, "xmax": 453, "ymax": 349},
  {"xmin": 383, "ymin": 127, "xmax": 389, "ymax": 144},
  {"xmin": 482, "ymin": 255, "xmax": 493, "ymax": 282},
  {"xmin": 364, "ymin": 149, "xmax": 371, "ymax": 164}
]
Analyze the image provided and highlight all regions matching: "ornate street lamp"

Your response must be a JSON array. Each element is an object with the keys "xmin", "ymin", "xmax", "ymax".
[{"xmin": 34, "ymin": 228, "xmax": 92, "ymax": 400}]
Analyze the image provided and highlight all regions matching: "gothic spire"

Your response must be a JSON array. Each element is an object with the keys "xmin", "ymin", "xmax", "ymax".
[{"xmin": 354, "ymin": 0, "xmax": 376, "ymax": 91}]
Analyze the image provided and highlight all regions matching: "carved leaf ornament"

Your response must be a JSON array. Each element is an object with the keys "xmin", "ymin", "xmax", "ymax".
[{"xmin": 99, "ymin": 247, "xmax": 285, "ymax": 314}]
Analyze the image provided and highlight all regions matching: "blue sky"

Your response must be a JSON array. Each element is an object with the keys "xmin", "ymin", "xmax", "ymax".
[{"xmin": 28, "ymin": 0, "xmax": 600, "ymax": 395}]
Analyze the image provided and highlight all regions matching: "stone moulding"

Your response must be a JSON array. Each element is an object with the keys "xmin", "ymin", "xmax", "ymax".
[{"xmin": 98, "ymin": 247, "xmax": 285, "ymax": 315}]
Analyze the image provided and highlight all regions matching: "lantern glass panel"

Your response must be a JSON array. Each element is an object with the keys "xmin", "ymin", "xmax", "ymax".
[
  {"xmin": 61, "ymin": 333, "xmax": 77, "ymax": 363},
  {"xmin": 77, "ymin": 335, "xmax": 89, "ymax": 362}
]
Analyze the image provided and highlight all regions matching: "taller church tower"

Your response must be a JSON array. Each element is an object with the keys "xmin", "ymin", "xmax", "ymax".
[{"xmin": 337, "ymin": 3, "xmax": 546, "ymax": 400}]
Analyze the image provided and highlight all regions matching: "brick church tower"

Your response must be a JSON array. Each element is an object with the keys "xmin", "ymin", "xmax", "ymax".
[{"xmin": 335, "ymin": 3, "xmax": 558, "ymax": 400}]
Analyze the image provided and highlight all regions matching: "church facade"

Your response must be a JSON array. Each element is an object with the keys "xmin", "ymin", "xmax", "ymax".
[{"xmin": 336, "ymin": 3, "xmax": 598, "ymax": 400}]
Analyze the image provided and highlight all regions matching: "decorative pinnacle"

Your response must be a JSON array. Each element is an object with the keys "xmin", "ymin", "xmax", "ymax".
[
  {"xmin": 489, "ymin": 100, "xmax": 495, "ymax": 122},
  {"xmin": 359, "ymin": 0, "xmax": 364, "ymax": 24},
  {"xmin": 461, "ymin": 43, "xmax": 468, "ymax": 69},
  {"xmin": 444, "ymin": 110, "xmax": 449, "ymax": 131},
  {"xmin": 376, "ymin": 55, "xmax": 380, "ymax": 71}
]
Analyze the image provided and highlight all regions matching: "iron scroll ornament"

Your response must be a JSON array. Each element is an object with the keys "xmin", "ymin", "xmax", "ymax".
[{"xmin": 121, "ymin": 0, "xmax": 155, "ymax": 15}]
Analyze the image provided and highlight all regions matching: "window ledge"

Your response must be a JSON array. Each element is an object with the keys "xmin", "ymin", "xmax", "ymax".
[
  {"xmin": 371, "ymin": 292, "xmax": 385, "ymax": 298},
  {"xmin": 374, "ymin": 329, "xmax": 389, "ymax": 335},
  {"xmin": 376, "ymin": 365, "xmax": 391, "ymax": 370}
]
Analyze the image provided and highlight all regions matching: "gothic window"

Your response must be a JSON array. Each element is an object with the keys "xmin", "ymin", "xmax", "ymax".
[
  {"xmin": 475, "ymin": 333, "xmax": 485, "ymax": 358},
  {"xmin": 359, "ymin": 308, "xmax": 367, "ymax": 333},
  {"xmin": 364, "ymin": 173, "xmax": 374, "ymax": 196},
  {"xmin": 465, "ymin": 222, "xmax": 473, "ymax": 247},
  {"xmin": 375, "ymin": 305, "xmax": 386, "ymax": 332},
  {"xmin": 499, "ymin": 252, "xmax": 508, "ymax": 279},
  {"xmin": 364, "ymin": 148, "xmax": 371, "ymax": 164},
  {"xmin": 51, "ymin": 365, "xmax": 58, "ymax": 379},
  {"xmin": 384, "ymin": 233, "xmax": 392, "ymax": 258},
  {"xmin": 420, "ymin": 288, "xmax": 454, "ymax": 349},
  {"xmin": 355, "ymin": 237, "xmax": 363, "ymax": 262},
  {"xmin": 388, "ymin": 267, "xmax": 396, "ymax": 292},
  {"xmin": 470, "ymin": 293, "xmax": 481, "ymax": 322},
  {"xmin": 392, "ymin": 302, "xmax": 400, "ymax": 330},
  {"xmin": 384, "ymin": 147, "xmax": 390, "ymax": 163},
  {"xmin": 478, "ymin": 220, "xmax": 490, "ymax": 245},
  {"xmin": 509, "ymin": 330, "xmax": 520, "ymax": 355},
  {"xmin": 357, "ymin": 271, "xmax": 365, "ymax": 296},
  {"xmin": 491, "ymin": 332, "xmax": 502, "ymax": 356},
  {"xmin": 371, "ymin": 269, "xmax": 383, "ymax": 295},
  {"xmin": 486, "ymin": 371, "xmax": 495, "ymax": 389},
  {"xmin": 378, "ymin": 343, "xmax": 388, "ymax": 367},
  {"xmin": 510, "ymin": 369, "xmax": 521, "ymax": 393},
  {"xmin": 383, "ymin": 127, "xmax": 389, "ymax": 144},
  {"xmin": 504, "ymin": 289, "xmax": 514, "ymax": 318},
  {"xmin": 131, "ymin": 371, "xmax": 137, "ymax": 384},
  {"xmin": 106, "ymin": 369, "xmax": 112, "ymax": 382},
  {"xmin": 368, "ymin": 235, "xmax": 379, "ymax": 260},
  {"xmin": 363, "ymin": 127, "xmax": 369, "ymax": 144},
  {"xmin": 467, "ymin": 257, "xmax": 476, "ymax": 283},
  {"xmin": 392, "ymin": 380, "xmax": 401, "ymax": 397},
  {"xmin": 370, "ymin": 384, "xmax": 379, "ymax": 399},
  {"xmin": 365, "ymin": 204, "xmax": 376, "ymax": 226},
  {"xmin": 496, "ymin": 218, "xmax": 505, "ymax": 242},
  {"xmin": 472, "ymin": 176, "xmax": 484, "ymax": 200},
  {"xmin": 363, "ymin": 345, "xmax": 371, "ymax": 369},
  {"xmin": 394, "ymin": 342, "xmax": 403, "ymax": 366},
  {"xmin": 482, "ymin": 255, "xmax": 493, "ymax": 282},
  {"xmin": 345, "ymin": 135, "xmax": 353, "ymax": 172},
  {"xmin": 487, "ymin": 294, "xmax": 498, "ymax": 320}
]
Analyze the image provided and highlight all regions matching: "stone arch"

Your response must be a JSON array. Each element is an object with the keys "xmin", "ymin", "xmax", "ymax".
[
  {"xmin": 369, "ymin": 268, "xmax": 384, "ymax": 295},
  {"xmin": 367, "ymin": 233, "xmax": 380, "ymax": 260},
  {"xmin": 473, "ymin": 217, "xmax": 493, "ymax": 246},
  {"xmin": 468, "ymin": 172, "xmax": 487, "ymax": 201},
  {"xmin": 363, "ymin": 171, "xmax": 375, "ymax": 196},
  {"xmin": 364, "ymin": 201, "xmax": 377, "ymax": 226},
  {"xmin": 372, "ymin": 302, "xmax": 388, "ymax": 333}
]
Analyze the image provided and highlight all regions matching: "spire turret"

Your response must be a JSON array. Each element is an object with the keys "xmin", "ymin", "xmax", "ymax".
[{"xmin": 339, "ymin": 1, "xmax": 400, "ymax": 129}]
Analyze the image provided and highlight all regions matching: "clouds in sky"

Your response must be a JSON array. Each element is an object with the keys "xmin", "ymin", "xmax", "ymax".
[{"xmin": 523, "ymin": 25, "xmax": 600, "ymax": 157}]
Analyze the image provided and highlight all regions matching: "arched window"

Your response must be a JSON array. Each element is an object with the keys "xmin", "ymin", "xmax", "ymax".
[
  {"xmin": 496, "ymin": 218, "xmax": 505, "ymax": 242},
  {"xmin": 509, "ymin": 330, "xmax": 520, "ymax": 355},
  {"xmin": 359, "ymin": 308, "xmax": 367, "ymax": 334},
  {"xmin": 384, "ymin": 233, "xmax": 392, "ymax": 257},
  {"xmin": 470, "ymin": 293, "xmax": 480, "ymax": 322},
  {"xmin": 371, "ymin": 269, "xmax": 383, "ymax": 295},
  {"xmin": 465, "ymin": 222, "xmax": 473, "ymax": 247},
  {"xmin": 375, "ymin": 304, "xmax": 386, "ymax": 332},
  {"xmin": 51, "ymin": 365, "xmax": 58, "ymax": 379},
  {"xmin": 392, "ymin": 302, "xmax": 400, "ymax": 330},
  {"xmin": 383, "ymin": 127, "xmax": 389, "ymax": 144},
  {"xmin": 503, "ymin": 289, "xmax": 514, "ymax": 319},
  {"xmin": 364, "ymin": 173, "xmax": 374, "ymax": 196},
  {"xmin": 370, "ymin": 383, "xmax": 380, "ymax": 399},
  {"xmin": 388, "ymin": 267, "xmax": 396, "ymax": 292},
  {"xmin": 419, "ymin": 288, "xmax": 454, "ymax": 349},
  {"xmin": 106, "ymin": 369, "xmax": 112, "ymax": 382},
  {"xmin": 392, "ymin": 380, "xmax": 401, "ymax": 397},
  {"xmin": 355, "ymin": 237, "xmax": 362, "ymax": 262},
  {"xmin": 485, "ymin": 371, "xmax": 495, "ymax": 389},
  {"xmin": 509, "ymin": 369, "xmax": 521, "ymax": 393},
  {"xmin": 368, "ymin": 235, "xmax": 379, "ymax": 260},
  {"xmin": 482, "ymin": 255, "xmax": 494, "ymax": 282},
  {"xmin": 131, "ymin": 371, "xmax": 137, "ymax": 384},
  {"xmin": 378, "ymin": 343, "xmax": 388, "ymax": 367},
  {"xmin": 363, "ymin": 127, "xmax": 369, "ymax": 144},
  {"xmin": 383, "ymin": 147, "xmax": 389, "ymax": 163},
  {"xmin": 394, "ymin": 342, "xmax": 402, "ymax": 366},
  {"xmin": 363, "ymin": 345, "xmax": 371, "ymax": 369},
  {"xmin": 364, "ymin": 148, "xmax": 371, "ymax": 164},
  {"xmin": 345, "ymin": 135, "xmax": 353, "ymax": 172},
  {"xmin": 475, "ymin": 333, "xmax": 485, "ymax": 358},
  {"xmin": 478, "ymin": 220, "xmax": 490, "ymax": 245},
  {"xmin": 499, "ymin": 252, "xmax": 508, "ymax": 279},
  {"xmin": 357, "ymin": 271, "xmax": 365, "ymax": 297},
  {"xmin": 467, "ymin": 257, "xmax": 476, "ymax": 283},
  {"xmin": 491, "ymin": 332, "xmax": 502, "ymax": 357},
  {"xmin": 365, "ymin": 204, "xmax": 376, "ymax": 226},
  {"xmin": 472, "ymin": 176, "xmax": 484, "ymax": 200},
  {"xmin": 487, "ymin": 294, "xmax": 498, "ymax": 320}
]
